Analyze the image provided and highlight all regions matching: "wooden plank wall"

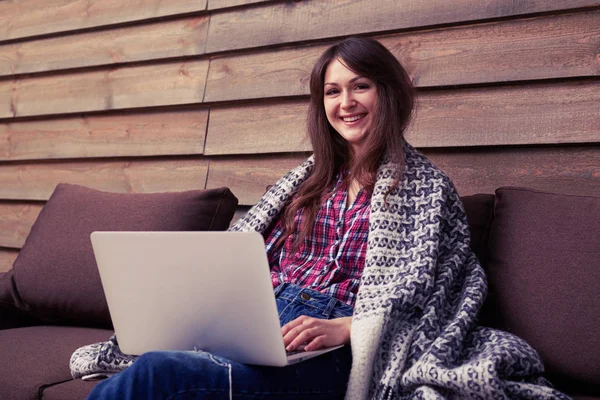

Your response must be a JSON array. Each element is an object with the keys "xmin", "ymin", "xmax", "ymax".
[{"xmin": 1, "ymin": 0, "xmax": 599, "ymax": 272}]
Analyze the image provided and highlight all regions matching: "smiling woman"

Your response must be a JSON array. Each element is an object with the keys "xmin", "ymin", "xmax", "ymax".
[{"xmin": 74, "ymin": 37, "xmax": 568, "ymax": 400}]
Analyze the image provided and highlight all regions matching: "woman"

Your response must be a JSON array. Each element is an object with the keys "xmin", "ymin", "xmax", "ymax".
[{"xmin": 73, "ymin": 37, "xmax": 566, "ymax": 399}]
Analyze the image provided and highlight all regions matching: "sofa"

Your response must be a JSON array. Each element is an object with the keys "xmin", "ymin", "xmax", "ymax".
[{"xmin": 0, "ymin": 183, "xmax": 598, "ymax": 399}]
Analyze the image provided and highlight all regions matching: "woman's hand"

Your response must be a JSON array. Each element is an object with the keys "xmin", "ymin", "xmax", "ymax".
[{"xmin": 281, "ymin": 316, "xmax": 352, "ymax": 352}]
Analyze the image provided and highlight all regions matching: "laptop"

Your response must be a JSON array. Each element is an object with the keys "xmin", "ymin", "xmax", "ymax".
[{"xmin": 90, "ymin": 231, "xmax": 343, "ymax": 366}]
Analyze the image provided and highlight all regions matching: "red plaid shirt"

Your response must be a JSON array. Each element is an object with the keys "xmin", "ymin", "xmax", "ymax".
[{"xmin": 264, "ymin": 173, "xmax": 370, "ymax": 307}]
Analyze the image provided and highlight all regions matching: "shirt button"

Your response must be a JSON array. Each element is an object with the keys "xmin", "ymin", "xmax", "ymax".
[{"xmin": 300, "ymin": 292, "xmax": 311, "ymax": 301}]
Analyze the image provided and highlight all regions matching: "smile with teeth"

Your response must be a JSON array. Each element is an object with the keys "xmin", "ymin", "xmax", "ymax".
[{"xmin": 341, "ymin": 114, "xmax": 366, "ymax": 123}]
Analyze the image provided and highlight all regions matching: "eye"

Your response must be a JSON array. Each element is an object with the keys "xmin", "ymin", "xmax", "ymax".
[
  {"xmin": 325, "ymin": 88, "xmax": 339, "ymax": 96},
  {"xmin": 355, "ymin": 83, "xmax": 370, "ymax": 90}
]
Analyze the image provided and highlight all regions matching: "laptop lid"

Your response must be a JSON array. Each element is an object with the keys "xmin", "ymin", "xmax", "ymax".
[{"xmin": 91, "ymin": 231, "xmax": 290, "ymax": 366}]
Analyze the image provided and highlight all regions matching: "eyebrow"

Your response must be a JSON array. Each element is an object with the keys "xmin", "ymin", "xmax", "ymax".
[{"xmin": 324, "ymin": 76, "xmax": 364, "ymax": 87}]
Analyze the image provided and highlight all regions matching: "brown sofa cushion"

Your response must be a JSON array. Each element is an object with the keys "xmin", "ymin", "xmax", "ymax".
[
  {"xmin": 0, "ymin": 326, "xmax": 110, "ymax": 400},
  {"xmin": 0, "ymin": 184, "xmax": 238, "ymax": 328},
  {"xmin": 486, "ymin": 187, "xmax": 600, "ymax": 393},
  {"xmin": 42, "ymin": 378, "xmax": 99, "ymax": 400}
]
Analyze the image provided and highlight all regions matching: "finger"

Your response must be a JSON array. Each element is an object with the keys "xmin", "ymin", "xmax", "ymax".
[
  {"xmin": 281, "ymin": 315, "xmax": 308, "ymax": 336},
  {"xmin": 283, "ymin": 324, "xmax": 313, "ymax": 348},
  {"xmin": 282, "ymin": 316, "xmax": 320, "ymax": 346},
  {"xmin": 283, "ymin": 317, "xmax": 322, "ymax": 343},
  {"xmin": 286, "ymin": 327, "xmax": 322, "ymax": 351},
  {"xmin": 303, "ymin": 335, "xmax": 326, "ymax": 352}
]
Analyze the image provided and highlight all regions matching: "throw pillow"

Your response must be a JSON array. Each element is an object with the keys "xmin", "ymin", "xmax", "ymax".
[
  {"xmin": 0, "ymin": 184, "xmax": 238, "ymax": 328},
  {"xmin": 486, "ymin": 187, "xmax": 600, "ymax": 392}
]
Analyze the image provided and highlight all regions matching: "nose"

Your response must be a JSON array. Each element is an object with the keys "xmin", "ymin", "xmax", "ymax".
[{"xmin": 341, "ymin": 91, "xmax": 355, "ymax": 109}]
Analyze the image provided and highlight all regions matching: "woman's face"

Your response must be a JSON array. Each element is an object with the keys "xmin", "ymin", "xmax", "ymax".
[{"xmin": 323, "ymin": 58, "xmax": 378, "ymax": 155}]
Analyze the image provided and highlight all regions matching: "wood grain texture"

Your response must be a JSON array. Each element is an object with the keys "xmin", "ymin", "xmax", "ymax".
[
  {"xmin": 0, "ymin": 61, "xmax": 208, "ymax": 118},
  {"xmin": 0, "ymin": 109, "xmax": 208, "ymax": 161},
  {"xmin": 0, "ymin": 202, "xmax": 43, "ymax": 248},
  {"xmin": 208, "ymin": 0, "xmax": 273, "ymax": 10},
  {"xmin": 378, "ymin": 10, "xmax": 600, "ymax": 87},
  {"xmin": 206, "ymin": 154, "xmax": 309, "ymax": 205},
  {"xmin": 204, "ymin": 43, "xmax": 324, "ymax": 102},
  {"xmin": 206, "ymin": 0, "xmax": 600, "ymax": 53},
  {"xmin": 204, "ymin": 100, "xmax": 310, "ymax": 155},
  {"xmin": 0, "ymin": 248, "xmax": 18, "ymax": 272},
  {"xmin": 203, "ymin": 81, "xmax": 600, "ymax": 155},
  {"xmin": 205, "ymin": 10, "xmax": 600, "ymax": 102},
  {"xmin": 0, "ymin": 0, "xmax": 208, "ymax": 42},
  {"xmin": 423, "ymin": 145, "xmax": 600, "ymax": 197},
  {"xmin": 408, "ymin": 80, "xmax": 600, "ymax": 148},
  {"xmin": 0, "ymin": 158, "xmax": 209, "ymax": 201},
  {"xmin": 207, "ymin": 146, "xmax": 600, "ymax": 205},
  {"xmin": 0, "ymin": 16, "xmax": 209, "ymax": 77}
]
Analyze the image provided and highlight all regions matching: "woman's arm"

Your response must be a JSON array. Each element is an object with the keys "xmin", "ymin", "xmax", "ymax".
[{"xmin": 281, "ymin": 316, "xmax": 352, "ymax": 352}]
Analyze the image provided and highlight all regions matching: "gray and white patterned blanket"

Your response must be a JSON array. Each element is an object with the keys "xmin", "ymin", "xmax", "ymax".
[{"xmin": 71, "ymin": 143, "xmax": 568, "ymax": 399}]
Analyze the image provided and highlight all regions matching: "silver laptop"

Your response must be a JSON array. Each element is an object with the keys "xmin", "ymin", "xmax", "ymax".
[{"xmin": 90, "ymin": 231, "xmax": 343, "ymax": 366}]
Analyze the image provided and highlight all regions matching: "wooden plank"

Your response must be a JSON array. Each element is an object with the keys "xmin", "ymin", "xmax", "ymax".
[
  {"xmin": 0, "ymin": 16, "xmax": 209, "ymax": 77},
  {"xmin": 408, "ymin": 80, "xmax": 600, "ymax": 148},
  {"xmin": 205, "ymin": 100, "xmax": 310, "ymax": 155},
  {"xmin": 0, "ymin": 0, "xmax": 208, "ymax": 42},
  {"xmin": 208, "ymin": 0, "xmax": 273, "ymax": 10},
  {"xmin": 204, "ymin": 81, "xmax": 600, "ymax": 155},
  {"xmin": 206, "ymin": 154, "xmax": 309, "ymax": 205},
  {"xmin": 379, "ymin": 10, "xmax": 600, "ymax": 87},
  {"xmin": 0, "ymin": 61, "xmax": 208, "ymax": 118},
  {"xmin": 205, "ymin": 10, "xmax": 600, "ymax": 102},
  {"xmin": 0, "ymin": 109, "xmax": 208, "ymax": 162},
  {"xmin": 0, "ymin": 248, "xmax": 19, "ymax": 272},
  {"xmin": 205, "ymin": 0, "xmax": 600, "ymax": 53},
  {"xmin": 423, "ymin": 146, "xmax": 600, "ymax": 198},
  {"xmin": 0, "ymin": 158, "xmax": 209, "ymax": 201},
  {"xmin": 0, "ymin": 202, "xmax": 43, "ymax": 249},
  {"xmin": 205, "ymin": 43, "xmax": 324, "ymax": 102},
  {"xmin": 207, "ymin": 146, "xmax": 600, "ymax": 205}
]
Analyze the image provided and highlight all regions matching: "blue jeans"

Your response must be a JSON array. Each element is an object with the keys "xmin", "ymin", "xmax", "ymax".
[{"xmin": 87, "ymin": 283, "xmax": 354, "ymax": 399}]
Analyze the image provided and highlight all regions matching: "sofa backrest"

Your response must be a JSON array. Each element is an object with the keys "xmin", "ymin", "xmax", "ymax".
[
  {"xmin": 464, "ymin": 187, "xmax": 600, "ymax": 396},
  {"xmin": 2, "ymin": 182, "xmax": 599, "ymax": 395}
]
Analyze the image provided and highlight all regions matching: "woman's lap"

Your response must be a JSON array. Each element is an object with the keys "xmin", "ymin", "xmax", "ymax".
[
  {"xmin": 87, "ymin": 284, "xmax": 354, "ymax": 399},
  {"xmin": 89, "ymin": 346, "xmax": 351, "ymax": 399}
]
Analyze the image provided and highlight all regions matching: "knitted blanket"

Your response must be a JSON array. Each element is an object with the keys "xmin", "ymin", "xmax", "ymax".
[{"xmin": 71, "ymin": 143, "xmax": 568, "ymax": 399}]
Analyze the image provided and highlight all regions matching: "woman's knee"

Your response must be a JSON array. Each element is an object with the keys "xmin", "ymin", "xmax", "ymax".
[
  {"xmin": 134, "ymin": 351, "xmax": 226, "ymax": 375},
  {"xmin": 132, "ymin": 351, "xmax": 179, "ymax": 374},
  {"xmin": 129, "ymin": 351, "xmax": 231, "ymax": 397}
]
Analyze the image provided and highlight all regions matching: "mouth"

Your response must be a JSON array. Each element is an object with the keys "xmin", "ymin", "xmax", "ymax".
[{"xmin": 340, "ymin": 113, "xmax": 366, "ymax": 123}]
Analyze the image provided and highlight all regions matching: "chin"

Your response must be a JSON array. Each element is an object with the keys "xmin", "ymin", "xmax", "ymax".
[{"xmin": 343, "ymin": 132, "xmax": 368, "ymax": 146}]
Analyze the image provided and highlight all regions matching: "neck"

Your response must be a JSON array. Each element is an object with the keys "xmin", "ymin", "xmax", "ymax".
[{"xmin": 346, "ymin": 178, "xmax": 362, "ymax": 207}]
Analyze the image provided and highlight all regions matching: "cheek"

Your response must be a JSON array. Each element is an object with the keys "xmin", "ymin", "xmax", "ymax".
[
  {"xmin": 371, "ymin": 94, "xmax": 379, "ymax": 112},
  {"xmin": 324, "ymin": 102, "xmax": 337, "ymax": 124},
  {"xmin": 363, "ymin": 93, "xmax": 378, "ymax": 111},
  {"xmin": 370, "ymin": 98, "xmax": 378, "ymax": 111}
]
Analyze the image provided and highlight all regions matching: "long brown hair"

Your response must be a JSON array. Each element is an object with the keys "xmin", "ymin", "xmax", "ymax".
[{"xmin": 280, "ymin": 37, "xmax": 415, "ymax": 246}]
